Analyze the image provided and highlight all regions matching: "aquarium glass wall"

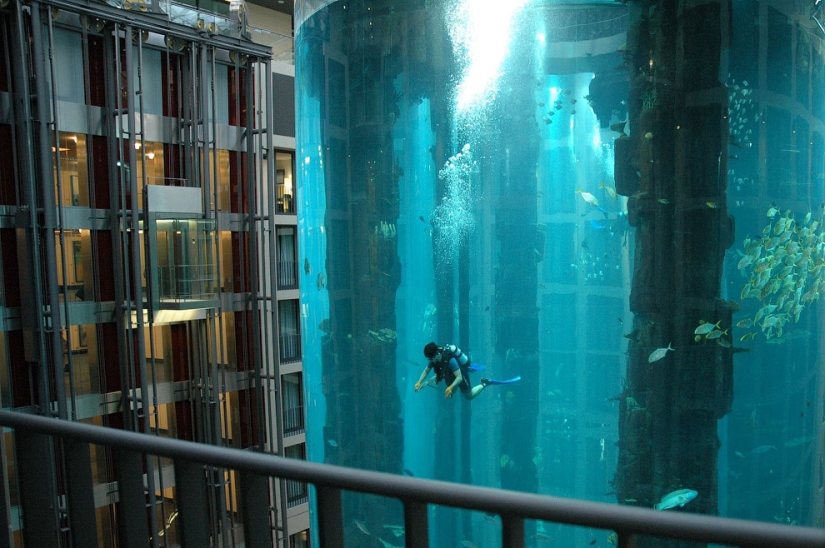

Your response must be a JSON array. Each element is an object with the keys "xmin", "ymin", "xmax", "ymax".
[{"xmin": 295, "ymin": 1, "xmax": 825, "ymax": 546}]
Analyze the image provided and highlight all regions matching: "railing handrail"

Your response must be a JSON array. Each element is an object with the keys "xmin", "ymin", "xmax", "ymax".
[{"xmin": 0, "ymin": 410, "xmax": 822, "ymax": 548}]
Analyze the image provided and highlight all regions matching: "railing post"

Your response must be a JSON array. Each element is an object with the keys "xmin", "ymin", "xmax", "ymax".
[
  {"xmin": 173, "ymin": 459, "xmax": 209, "ymax": 547},
  {"xmin": 14, "ymin": 429, "xmax": 59, "ymax": 547},
  {"xmin": 617, "ymin": 531, "xmax": 638, "ymax": 548},
  {"xmin": 113, "ymin": 448, "xmax": 149, "ymax": 548},
  {"xmin": 404, "ymin": 500, "xmax": 428, "ymax": 548},
  {"xmin": 240, "ymin": 470, "xmax": 272, "ymax": 547},
  {"xmin": 502, "ymin": 515, "xmax": 524, "ymax": 548},
  {"xmin": 316, "ymin": 485, "xmax": 344, "ymax": 548},
  {"xmin": 64, "ymin": 439, "xmax": 98, "ymax": 548}
]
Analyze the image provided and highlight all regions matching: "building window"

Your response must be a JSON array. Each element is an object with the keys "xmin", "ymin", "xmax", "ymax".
[
  {"xmin": 289, "ymin": 529, "xmax": 310, "ymax": 548},
  {"xmin": 278, "ymin": 300, "xmax": 300, "ymax": 363},
  {"xmin": 276, "ymin": 227, "xmax": 298, "ymax": 289},
  {"xmin": 53, "ymin": 133, "xmax": 89, "ymax": 207},
  {"xmin": 284, "ymin": 444, "xmax": 307, "ymax": 507},
  {"xmin": 282, "ymin": 373, "xmax": 304, "ymax": 436},
  {"xmin": 275, "ymin": 151, "xmax": 294, "ymax": 214}
]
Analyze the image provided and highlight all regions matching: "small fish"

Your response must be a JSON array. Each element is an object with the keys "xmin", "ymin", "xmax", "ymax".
[
  {"xmin": 694, "ymin": 321, "xmax": 721, "ymax": 335},
  {"xmin": 705, "ymin": 328, "xmax": 728, "ymax": 340},
  {"xmin": 590, "ymin": 220, "xmax": 606, "ymax": 230},
  {"xmin": 736, "ymin": 318, "xmax": 753, "ymax": 328},
  {"xmin": 648, "ymin": 343, "xmax": 674, "ymax": 363},
  {"xmin": 304, "ymin": 258, "xmax": 311, "ymax": 274},
  {"xmin": 706, "ymin": 202, "xmax": 718, "ymax": 209},
  {"xmin": 600, "ymin": 182, "xmax": 618, "ymax": 200},
  {"xmin": 716, "ymin": 338, "xmax": 732, "ymax": 348},
  {"xmin": 402, "ymin": 468, "xmax": 415, "ymax": 476},
  {"xmin": 654, "ymin": 489, "xmax": 698, "ymax": 510},
  {"xmin": 353, "ymin": 520, "xmax": 370, "ymax": 535},
  {"xmin": 750, "ymin": 445, "xmax": 776, "ymax": 454},
  {"xmin": 418, "ymin": 215, "xmax": 425, "ymax": 223},
  {"xmin": 576, "ymin": 189, "xmax": 600, "ymax": 207},
  {"xmin": 658, "ymin": 198, "xmax": 670, "ymax": 205},
  {"xmin": 317, "ymin": 273, "xmax": 326, "ymax": 290},
  {"xmin": 737, "ymin": 255, "xmax": 753, "ymax": 270},
  {"xmin": 327, "ymin": 439, "xmax": 338, "ymax": 447}
]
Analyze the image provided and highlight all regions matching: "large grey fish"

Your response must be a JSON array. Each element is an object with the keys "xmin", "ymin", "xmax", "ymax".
[
  {"xmin": 648, "ymin": 343, "xmax": 674, "ymax": 363},
  {"xmin": 654, "ymin": 489, "xmax": 698, "ymax": 510}
]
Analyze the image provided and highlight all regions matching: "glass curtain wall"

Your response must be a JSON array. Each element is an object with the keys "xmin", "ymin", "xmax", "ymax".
[{"xmin": 296, "ymin": 0, "xmax": 825, "ymax": 546}]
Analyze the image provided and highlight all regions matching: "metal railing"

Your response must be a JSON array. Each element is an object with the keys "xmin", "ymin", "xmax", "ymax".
[
  {"xmin": 283, "ymin": 405, "xmax": 305, "ymax": 435},
  {"xmin": 279, "ymin": 332, "xmax": 301, "ymax": 363},
  {"xmin": 158, "ymin": 264, "xmax": 219, "ymax": 302},
  {"xmin": 0, "ymin": 410, "xmax": 823, "ymax": 548},
  {"xmin": 277, "ymin": 258, "xmax": 299, "ymax": 290}
]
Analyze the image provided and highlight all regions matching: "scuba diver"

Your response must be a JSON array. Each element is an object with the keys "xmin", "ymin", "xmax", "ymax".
[{"xmin": 414, "ymin": 342, "xmax": 520, "ymax": 400}]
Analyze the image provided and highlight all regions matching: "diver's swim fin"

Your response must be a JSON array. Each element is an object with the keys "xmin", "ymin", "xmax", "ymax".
[
  {"xmin": 468, "ymin": 363, "xmax": 485, "ymax": 373},
  {"xmin": 482, "ymin": 376, "xmax": 521, "ymax": 386}
]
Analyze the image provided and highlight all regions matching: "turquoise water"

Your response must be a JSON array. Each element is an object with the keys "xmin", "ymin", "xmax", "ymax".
[{"xmin": 295, "ymin": 1, "xmax": 824, "ymax": 546}]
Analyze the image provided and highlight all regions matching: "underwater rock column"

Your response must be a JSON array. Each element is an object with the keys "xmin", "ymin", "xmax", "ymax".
[{"xmin": 615, "ymin": 1, "xmax": 734, "ymax": 545}]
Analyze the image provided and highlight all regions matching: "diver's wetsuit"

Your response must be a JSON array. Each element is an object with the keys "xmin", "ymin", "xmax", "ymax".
[{"xmin": 433, "ymin": 345, "xmax": 472, "ymax": 395}]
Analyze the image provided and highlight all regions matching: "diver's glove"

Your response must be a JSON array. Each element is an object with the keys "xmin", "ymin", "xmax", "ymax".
[
  {"xmin": 445, "ymin": 385, "xmax": 454, "ymax": 398},
  {"xmin": 414, "ymin": 381, "xmax": 422, "ymax": 392}
]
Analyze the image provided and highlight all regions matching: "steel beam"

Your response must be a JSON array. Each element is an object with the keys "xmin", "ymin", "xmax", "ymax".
[
  {"xmin": 404, "ymin": 500, "xmax": 428, "ymax": 548},
  {"xmin": 15, "ymin": 430, "xmax": 59, "ymax": 548},
  {"xmin": 64, "ymin": 439, "xmax": 98, "ymax": 548},
  {"xmin": 240, "ymin": 470, "xmax": 271, "ymax": 548},
  {"xmin": 174, "ymin": 459, "xmax": 210, "ymax": 548},
  {"xmin": 113, "ymin": 448, "xmax": 149, "ymax": 548},
  {"xmin": 316, "ymin": 485, "xmax": 344, "ymax": 548},
  {"xmin": 502, "ymin": 515, "xmax": 525, "ymax": 548}
]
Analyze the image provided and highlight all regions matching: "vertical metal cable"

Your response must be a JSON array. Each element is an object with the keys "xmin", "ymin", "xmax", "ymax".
[
  {"xmin": 45, "ymin": 11, "xmax": 77, "ymax": 421},
  {"xmin": 30, "ymin": 0, "xmax": 66, "ymax": 419},
  {"xmin": 134, "ymin": 34, "xmax": 162, "ymax": 548}
]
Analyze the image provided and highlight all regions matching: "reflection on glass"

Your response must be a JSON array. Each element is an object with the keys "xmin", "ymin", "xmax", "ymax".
[
  {"xmin": 220, "ymin": 231, "xmax": 234, "ymax": 292},
  {"xmin": 0, "ymin": 332, "xmax": 9, "ymax": 409},
  {"xmin": 222, "ymin": 312, "xmax": 237, "ymax": 373},
  {"xmin": 53, "ymin": 133, "xmax": 88, "ymax": 207},
  {"xmin": 275, "ymin": 151, "xmax": 294, "ymax": 213},
  {"xmin": 155, "ymin": 219, "xmax": 218, "ymax": 302},
  {"xmin": 215, "ymin": 149, "xmax": 231, "ymax": 211},
  {"xmin": 145, "ymin": 325, "xmax": 174, "ymax": 384},
  {"xmin": 136, "ymin": 141, "xmax": 167, "ymax": 208},
  {"xmin": 55, "ymin": 229, "xmax": 92, "ymax": 303},
  {"xmin": 64, "ymin": 323, "xmax": 99, "ymax": 396}
]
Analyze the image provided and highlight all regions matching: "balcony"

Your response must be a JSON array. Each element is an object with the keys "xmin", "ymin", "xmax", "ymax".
[
  {"xmin": 283, "ymin": 405, "xmax": 305, "ymax": 436},
  {"xmin": 279, "ymin": 332, "xmax": 301, "ymax": 364},
  {"xmin": 0, "ymin": 410, "xmax": 822, "ymax": 548},
  {"xmin": 277, "ymin": 258, "xmax": 299, "ymax": 290}
]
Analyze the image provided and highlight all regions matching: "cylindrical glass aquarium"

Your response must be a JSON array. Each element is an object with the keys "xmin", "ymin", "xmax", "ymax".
[{"xmin": 295, "ymin": 1, "xmax": 825, "ymax": 546}]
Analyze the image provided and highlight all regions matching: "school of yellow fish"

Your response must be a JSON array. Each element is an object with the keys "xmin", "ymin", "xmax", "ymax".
[{"xmin": 737, "ymin": 204, "xmax": 825, "ymax": 340}]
